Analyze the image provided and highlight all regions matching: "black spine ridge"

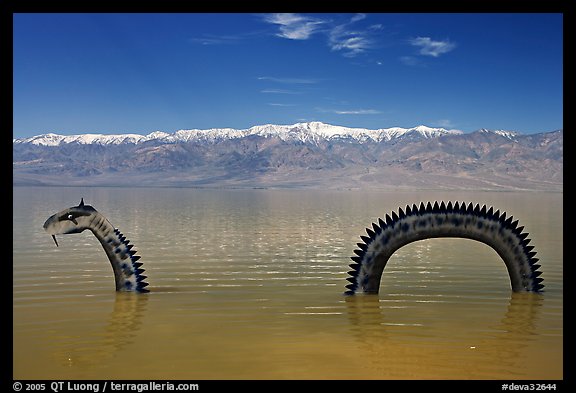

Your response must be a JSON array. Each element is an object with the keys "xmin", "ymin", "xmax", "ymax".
[
  {"xmin": 510, "ymin": 220, "xmax": 519, "ymax": 230},
  {"xmin": 486, "ymin": 206, "xmax": 494, "ymax": 218},
  {"xmin": 385, "ymin": 213, "xmax": 393, "ymax": 226},
  {"xmin": 480, "ymin": 204, "xmax": 487, "ymax": 217},
  {"xmin": 398, "ymin": 207, "xmax": 406, "ymax": 219},
  {"xmin": 360, "ymin": 235, "xmax": 371, "ymax": 244},
  {"xmin": 378, "ymin": 217, "xmax": 387, "ymax": 229},
  {"xmin": 493, "ymin": 209, "xmax": 501, "ymax": 220},
  {"xmin": 473, "ymin": 204, "xmax": 480, "ymax": 215}
]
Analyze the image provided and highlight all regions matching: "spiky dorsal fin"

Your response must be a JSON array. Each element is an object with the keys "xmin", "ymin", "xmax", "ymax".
[{"xmin": 79, "ymin": 198, "xmax": 85, "ymax": 207}]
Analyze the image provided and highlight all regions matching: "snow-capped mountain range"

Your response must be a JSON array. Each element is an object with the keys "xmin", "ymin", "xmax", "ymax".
[
  {"xmin": 13, "ymin": 122, "xmax": 562, "ymax": 191},
  {"xmin": 14, "ymin": 122, "xmax": 465, "ymax": 146}
]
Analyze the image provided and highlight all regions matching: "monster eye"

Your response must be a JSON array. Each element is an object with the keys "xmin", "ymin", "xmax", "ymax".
[{"xmin": 67, "ymin": 214, "xmax": 79, "ymax": 225}]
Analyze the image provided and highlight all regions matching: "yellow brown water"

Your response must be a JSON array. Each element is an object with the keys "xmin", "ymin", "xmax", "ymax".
[{"xmin": 13, "ymin": 187, "xmax": 562, "ymax": 379}]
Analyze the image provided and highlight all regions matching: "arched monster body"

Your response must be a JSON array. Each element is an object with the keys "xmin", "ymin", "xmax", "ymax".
[
  {"xmin": 345, "ymin": 201, "xmax": 543, "ymax": 295},
  {"xmin": 43, "ymin": 199, "xmax": 149, "ymax": 293}
]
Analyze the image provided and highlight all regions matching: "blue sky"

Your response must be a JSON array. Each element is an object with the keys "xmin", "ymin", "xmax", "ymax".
[{"xmin": 13, "ymin": 13, "xmax": 563, "ymax": 138}]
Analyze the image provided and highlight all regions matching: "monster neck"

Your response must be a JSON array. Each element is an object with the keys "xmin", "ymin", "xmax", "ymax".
[{"xmin": 87, "ymin": 211, "xmax": 149, "ymax": 293}]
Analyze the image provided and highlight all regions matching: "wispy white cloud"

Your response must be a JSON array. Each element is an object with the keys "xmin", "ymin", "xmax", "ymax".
[
  {"xmin": 334, "ymin": 109, "xmax": 381, "ymax": 115},
  {"xmin": 433, "ymin": 119, "xmax": 456, "ymax": 128},
  {"xmin": 188, "ymin": 31, "xmax": 265, "ymax": 46},
  {"xmin": 188, "ymin": 35, "xmax": 240, "ymax": 45},
  {"xmin": 328, "ymin": 14, "xmax": 374, "ymax": 57},
  {"xmin": 350, "ymin": 13, "xmax": 367, "ymax": 23},
  {"xmin": 317, "ymin": 107, "xmax": 382, "ymax": 115},
  {"xmin": 410, "ymin": 37, "xmax": 456, "ymax": 57},
  {"xmin": 263, "ymin": 13, "xmax": 325, "ymax": 40},
  {"xmin": 267, "ymin": 103, "xmax": 296, "ymax": 107},
  {"xmin": 258, "ymin": 76, "xmax": 318, "ymax": 84},
  {"xmin": 262, "ymin": 13, "xmax": 376, "ymax": 58},
  {"xmin": 399, "ymin": 56, "xmax": 422, "ymax": 66},
  {"xmin": 329, "ymin": 26, "xmax": 373, "ymax": 58},
  {"xmin": 261, "ymin": 89, "xmax": 302, "ymax": 94}
]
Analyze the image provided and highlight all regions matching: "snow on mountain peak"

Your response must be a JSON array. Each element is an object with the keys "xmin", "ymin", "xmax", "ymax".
[
  {"xmin": 13, "ymin": 122, "xmax": 466, "ymax": 146},
  {"xmin": 478, "ymin": 128, "xmax": 519, "ymax": 140}
]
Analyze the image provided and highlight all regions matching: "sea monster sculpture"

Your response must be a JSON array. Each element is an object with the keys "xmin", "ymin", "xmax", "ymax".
[
  {"xmin": 345, "ymin": 201, "xmax": 544, "ymax": 295},
  {"xmin": 43, "ymin": 199, "xmax": 543, "ymax": 295},
  {"xmin": 43, "ymin": 199, "xmax": 149, "ymax": 293}
]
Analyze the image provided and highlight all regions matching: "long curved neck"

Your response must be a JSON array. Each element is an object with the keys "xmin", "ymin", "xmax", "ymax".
[
  {"xmin": 86, "ymin": 211, "xmax": 149, "ymax": 293},
  {"xmin": 346, "ymin": 202, "xmax": 543, "ymax": 295}
]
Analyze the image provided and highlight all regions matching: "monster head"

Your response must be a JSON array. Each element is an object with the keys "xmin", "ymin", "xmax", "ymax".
[{"xmin": 43, "ymin": 198, "xmax": 96, "ymax": 246}]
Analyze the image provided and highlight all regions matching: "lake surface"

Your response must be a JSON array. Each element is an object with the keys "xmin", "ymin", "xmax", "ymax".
[{"xmin": 13, "ymin": 187, "xmax": 563, "ymax": 380}]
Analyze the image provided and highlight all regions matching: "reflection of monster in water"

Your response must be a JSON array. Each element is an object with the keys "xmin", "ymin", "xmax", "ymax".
[
  {"xmin": 345, "ymin": 202, "xmax": 544, "ymax": 295},
  {"xmin": 51, "ymin": 293, "xmax": 148, "ymax": 368},
  {"xmin": 344, "ymin": 293, "xmax": 543, "ymax": 379}
]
